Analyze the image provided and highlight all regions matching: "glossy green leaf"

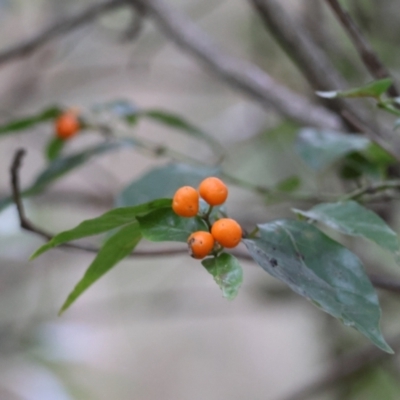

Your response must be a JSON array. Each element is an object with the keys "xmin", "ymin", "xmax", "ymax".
[
  {"xmin": 59, "ymin": 222, "xmax": 142, "ymax": 314},
  {"xmin": 46, "ymin": 137, "xmax": 65, "ymax": 161},
  {"xmin": 116, "ymin": 163, "xmax": 219, "ymax": 206},
  {"xmin": 202, "ymin": 253, "xmax": 243, "ymax": 300},
  {"xmin": 243, "ymin": 219, "xmax": 392, "ymax": 353},
  {"xmin": 0, "ymin": 106, "xmax": 62, "ymax": 135},
  {"xmin": 137, "ymin": 207, "xmax": 208, "ymax": 242},
  {"xmin": 293, "ymin": 201, "xmax": 400, "ymax": 259},
  {"xmin": 316, "ymin": 78, "xmax": 393, "ymax": 99},
  {"xmin": 31, "ymin": 199, "xmax": 171, "ymax": 259},
  {"xmin": 295, "ymin": 128, "xmax": 371, "ymax": 170}
]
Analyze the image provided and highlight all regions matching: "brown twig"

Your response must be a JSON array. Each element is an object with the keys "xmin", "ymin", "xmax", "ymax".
[
  {"xmin": 10, "ymin": 149, "xmax": 186, "ymax": 258},
  {"xmin": 0, "ymin": 0, "xmax": 126, "ymax": 66},
  {"xmin": 325, "ymin": 0, "xmax": 399, "ymax": 97},
  {"xmin": 279, "ymin": 333, "xmax": 400, "ymax": 400}
]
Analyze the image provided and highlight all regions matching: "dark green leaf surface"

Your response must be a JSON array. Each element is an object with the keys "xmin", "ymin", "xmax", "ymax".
[
  {"xmin": 243, "ymin": 219, "xmax": 392, "ymax": 353},
  {"xmin": 0, "ymin": 106, "xmax": 62, "ymax": 135},
  {"xmin": 46, "ymin": 137, "xmax": 65, "ymax": 161},
  {"xmin": 137, "ymin": 207, "xmax": 208, "ymax": 242},
  {"xmin": 293, "ymin": 201, "xmax": 400, "ymax": 258},
  {"xmin": 31, "ymin": 199, "xmax": 171, "ymax": 259},
  {"xmin": 116, "ymin": 163, "xmax": 219, "ymax": 207},
  {"xmin": 202, "ymin": 253, "xmax": 243, "ymax": 300},
  {"xmin": 295, "ymin": 129, "xmax": 371, "ymax": 170},
  {"xmin": 59, "ymin": 222, "xmax": 142, "ymax": 314},
  {"xmin": 316, "ymin": 78, "xmax": 392, "ymax": 99}
]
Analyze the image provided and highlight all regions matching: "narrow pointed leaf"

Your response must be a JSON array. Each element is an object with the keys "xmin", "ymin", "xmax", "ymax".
[
  {"xmin": 0, "ymin": 106, "xmax": 62, "ymax": 135},
  {"xmin": 202, "ymin": 253, "xmax": 243, "ymax": 300},
  {"xmin": 243, "ymin": 219, "xmax": 392, "ymax": 353},
  {"xmin": 293, "ymin": 201, "xmax": 400, "ymax": 261},
  {"xmin": 117, "ymin": 163, "xmax": 219, "ymax": 207},
  {"xmin": 59, "ymin": 222, "xmax": 142, "ymax": 314},
  {"xmin": 137, "ymin": 207, "xmax": 208, "ymax": 242},
  {"xmin": 295, "ymin": 128, "xmax": 371, "ymax": 170},
  {"xmin": 316, "ymin": 78, "xmax": 392, "ymax": 99},
  {"xmin": 31, "ymin": 199, "xmax": 171, "ymax": 259},
  {"xmin": 46, "ymin": 137, "xmax": 65, "ymax": 161}
]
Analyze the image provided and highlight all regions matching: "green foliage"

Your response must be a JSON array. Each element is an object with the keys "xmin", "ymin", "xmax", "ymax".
[
  {"xmin": 7, "ymin": 103, "xmax": 396, "ymax": 353},
  {"xmin": 316, "ymin": 78, "xmax": 393, "ymax": 99},
  {"xmin": 0, "ymin": 106, "xmax": 62, "ymax": 135},
  {"xmin": 137, "ymin": 207, "xmax": 208, "ymax": 242},
  {"xmin": 202, "ymin": 253, "xmax": 243, "ymax": 300},
  {"xmin": 117, "ymin": 163, "xmax": 220, "ymax": 206},
  {"xmin": 31, "ymin": 199, "xmax": 171, "ymax": 259},
  {"xmin": 59, "ymin": 222, "xmax": 142, "ymax": 314},
  {"xmin": 295, "ymin": 128, "xmax": 371, "ymax": 171},
  {"xmin": 293, "ymin": 201, "xmax": 400, "ymax": 260},
  {"xmin": 0, "ymin": 140, "xmax": 135, "ymax": 212},
  {"xmin": 243, "ymin": 219, "xmax": 392, "ymax": 353},
  {"xmin": 45, "ymin": 137, "xmax": 65, "ymax": 161}
]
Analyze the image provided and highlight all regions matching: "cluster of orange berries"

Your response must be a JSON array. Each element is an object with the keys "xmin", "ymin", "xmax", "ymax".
[
  {"xmin": 55, "ymin": 109, "xmax": 80, "ymax": 140},
  {"xmin": 172, "ymin": 177, "xmax": 242, "ymax": 259}
]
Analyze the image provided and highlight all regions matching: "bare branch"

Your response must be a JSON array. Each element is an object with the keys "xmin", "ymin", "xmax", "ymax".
[
  {"xmin": 131, "ymin": 0, "xmax": 344, "ymax": 130},
  {"xmin": 325, "ymin": 0, "xmax": 399, "ymax": 97},
  {"xmin": 0, "ymin": 0, "xmax": 126, "ymax": 66},
  {"xmin": 248, "ymin": 0, "xmax": 400, "ymax": 156}
]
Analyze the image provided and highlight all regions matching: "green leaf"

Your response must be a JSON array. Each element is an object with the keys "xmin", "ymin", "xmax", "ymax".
[
  {"xmin": 293, "ymin": 201, "xmax": 400, "ymax": 260},
  {"xmin": 0, "ymin": 139, "xmax": 136, "ymax": 213},
  {"xmin": 295, "ymin": 128, "xmax": 371, "ymax": 170},
  {"xmin": 116, "ymin": 163, "xmax": 220, "ymax": 207},
  {"xmin": 0, "ymin": 106, "xmax": 62, "ymax": 135},
  {"xmin": 202, "ymin": 253, "xmax": 243, "ymax": 300},
  {"xmin": 243, "ymin": 219, "xmax": 392, "ymax": 353},
  {"xmin": 275, "ymin": 176, "xmax": 301, "ymax": 192},
  {"xmin": 59, "ymin": 222, "xmax": 142, "ymax": 315},
  {"xmin": 46, "ymin": 137, "xmax": 65, "ymax": 161},
  {"xmin": 30, "ymin": 199, "xmax": 171, "ymax": 259},
  {"xmin": 137, "ymin": 207, "xmax": 208, "ymax": 242},
  {"xmin": 316, "ymin": 78, "xmax": 393, "ymax": 99}
]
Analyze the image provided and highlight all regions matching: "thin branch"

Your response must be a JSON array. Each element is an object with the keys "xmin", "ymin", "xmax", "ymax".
[
  {"xmin": 10, "ymin": 149, "xmax": 186, "ymax": 258},
  {"xmin": 279, "ymin": 334, "xmax": 400, "ymax": 400},
  {"xmin": 0, "ymin": 0, "xmax": 345, "ymax": 130},
  {"xmin": 249, "ymin": 0, "xmax": 347, "ymax": 93},
  {"xmin": 343, "ymin": 180, "xmax": 400, "ymax": 201},
  {"xmin": 131, "ymin": 0, "xmax": 344, "ymax": 130},
  {"xmin": 0, "ymin": 0, "xmax": 126, "ymax": 66},
  {"xmin": 325, "ymin": 0, "xmax": 399, "ymax": 97}
]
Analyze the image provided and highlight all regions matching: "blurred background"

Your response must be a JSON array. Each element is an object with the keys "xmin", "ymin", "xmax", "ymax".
[{"xmin": 1, "ymin": 0, "xmax": 400, "ymax": 399}]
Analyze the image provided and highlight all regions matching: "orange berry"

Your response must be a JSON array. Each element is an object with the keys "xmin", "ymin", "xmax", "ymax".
[
  {"xmin": 199, "ymin": 177, "xmax": 228, "ymax": 206},
  {"xmin": 55, "ymin": 111, "xmax": 80, "ymax": 140},
  {"xmin": 211, "ymin": 218, "xmax": 242, "ymax": 248},
  {"xmin": 187, "ymin": 231, "xmax": 215, "ymax": 259},
  {"xmin": 172, "ymin": 186, "xmax": 199, "ymax": 217}
]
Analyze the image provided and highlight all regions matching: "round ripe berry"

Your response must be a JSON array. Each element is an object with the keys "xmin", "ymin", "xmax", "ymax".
[
  {"xmin": 199, "ymin": 177, "xmax": 228, "ymax": 206},
  {"xmin": 55, "ymin": 111, "xmax": 80, "ymax": 140},
  {"xmin": 187, "ymin": 231, "xmax": 215, "ymax": 259},
  {"xmin": 211, "ymin": 218, "xmax": 242, "ymax": 248},
  {"xmin": 172, "ymin": 186, "xmax": 199, "ymax": 217}
]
